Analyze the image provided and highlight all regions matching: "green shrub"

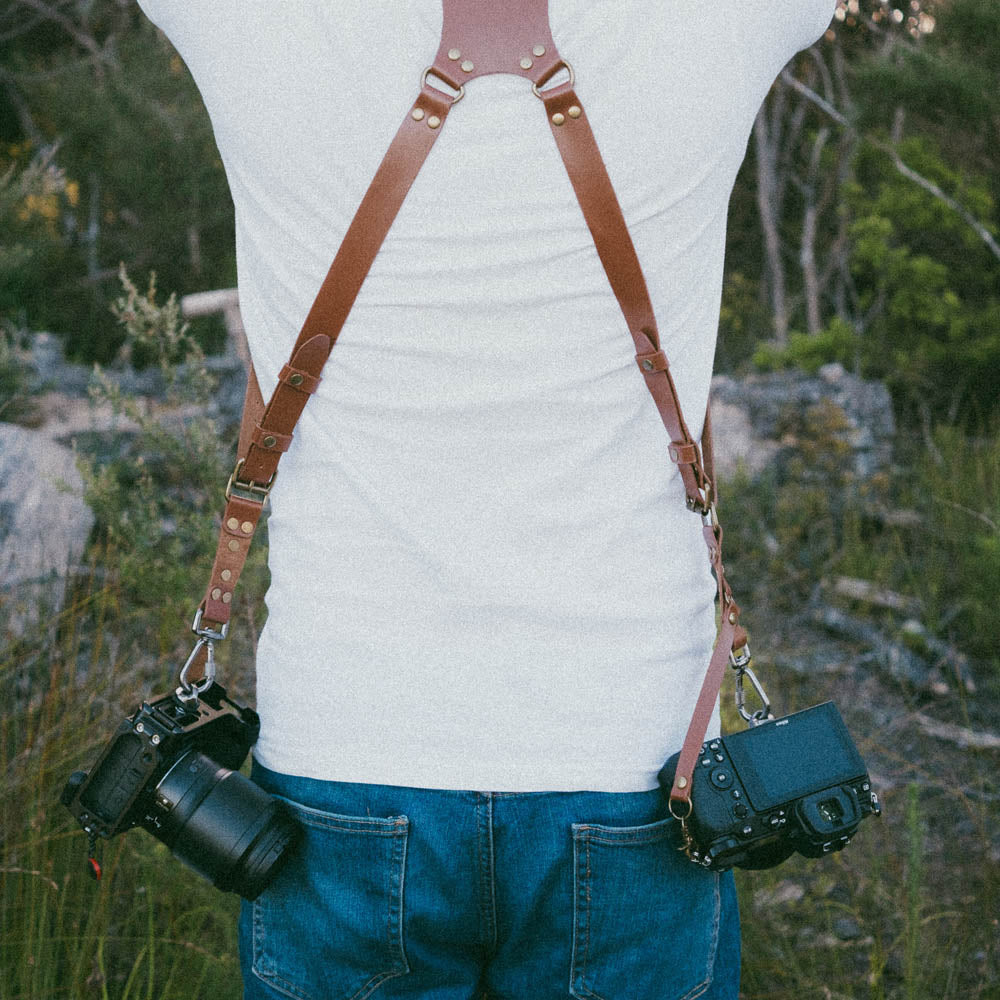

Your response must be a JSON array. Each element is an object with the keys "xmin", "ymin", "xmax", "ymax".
[
  {"xmin": 0, "ymin": 144, "xmax": 71, "ymax": 334},
  {"xmin": 752, "ymin": 319, "xmax": 862, "ymax": 375}
]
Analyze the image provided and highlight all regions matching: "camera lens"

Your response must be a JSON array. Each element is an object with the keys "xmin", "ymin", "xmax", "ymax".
[{"xmin": 149, "ymin": 750, "xmax": 301, "ymax": 901}]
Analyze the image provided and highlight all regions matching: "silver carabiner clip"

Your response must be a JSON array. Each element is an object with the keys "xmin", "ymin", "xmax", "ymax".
[
  {"xmin": 176, "ymin": 636, "xmax": 217, "ymax": 704},
  {"xmin": 730, "ymin": 643, "xmax": 772, "ymax": 726},
  {"xmin": 735, "ymin": 664, "xmax": 772, "ymax": 726}
]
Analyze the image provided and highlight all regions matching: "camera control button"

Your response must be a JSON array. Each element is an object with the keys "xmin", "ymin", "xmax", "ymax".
[
  {"xmin": 701, "ymin": 757, "xmax": 712, "ymax": 767},
  {"xmin": 710, "ymin": 768, "xmax": 733, "ymax": 789},
  {"xmin": 731, "ymin": 789, "xmax": 741, "ymax": 799},
  {"xmin": 739, "ymin": 824, "xmax": 754, "ymax": 838},
  {"xmin": 733, "ymin": 803, "xmax": 748, "ymax": 818},
  {"xmin": 714, "ymin": 753, "xmax": 725, "ymax": 763},
  {"xmin": 709, "ymin": 742, "xmax": 720, "ymax": 751}
]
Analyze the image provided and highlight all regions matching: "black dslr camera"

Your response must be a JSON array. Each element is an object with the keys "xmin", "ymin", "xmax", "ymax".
[
  {"xmin": 62, "ymin": 683, "xmax": 300, "ymax": 900},
  {"xmin": 658, "ymin": 702, "xmax": 880, "ymax": 871}
]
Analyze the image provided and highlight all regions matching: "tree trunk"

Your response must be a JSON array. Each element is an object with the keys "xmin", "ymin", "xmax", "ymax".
[{"xmin": 754, "ymin": 103, "xmax": 788, "ymax": 345}]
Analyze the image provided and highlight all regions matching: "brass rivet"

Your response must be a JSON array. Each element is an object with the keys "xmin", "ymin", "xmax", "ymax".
[
  {"xmin": 227, "ymin": 517, "xmax": 239, "ymax": 530},
  {"xmin": 533, "ymin": 44, "xmax": 546, "ymax": 57},
  {"xmin": 241, "ymin": 521, "xmax": 253, "ymax": 534},
  {"xmin": 642, "ymin": 359, "xmax": 654, "ymax": 372},
  {"xmin": 221, "ymin": 569, "xmax": 232, "ymax": 582},
  {"xmin": 520, "ymin": 57, "xmax": 533, "ymax": 70},
  {"xmin": 222, "ymin": 592, "xmax": 232, "ymax": 604},
  {"xmin": 461, "ymin": 59, "xmax": 474, "ymax": 73},
  {"xmin": 427, "ymin": 115, "xmax": 441, "ymax": 129},
  {"xmin": 729, "ymin": 611, "xmax": 738, "ymax": 624},
  {"xmin": 677, "ymin": 776, "xmax": 688, "ymax": 789},
  {"xmin": 211, "ymin": 588, "xmax": 222, "ymax": 601},
  {"xmin": 288, "ymin": 372, "xmax": 305, "ymax": 386},
  {"xmin": 552, "ymin": 112, "xmax": 565, "ymax": 126},
  {"xmin": 568, "ymin": 105, "xmax": 581, "ymax": 119},
  {"xmin": 263, "ymin": 435, "xmax": 277, "ymax": 448},
  {"xmin": 448, "ymin": 47, "xmax": 461, "ymax": 60},
  {"xmin": 412, "ymin": 108, "xmax": 425, "ymax": 122},
  {"xmin": 228, "ymin": 540, "xmax": 240, "ymax": 552}
]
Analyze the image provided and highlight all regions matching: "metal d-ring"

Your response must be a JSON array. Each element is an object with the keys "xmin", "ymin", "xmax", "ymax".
[
  {"xmin": 421, "ymin": 66, "xmax": 465, "ymax": 104},
  {"xmin": 191, "ymin": 606, "xmax": 229, "ymax": 642},
  {"xmin": 532, "ymin": 60, "xmax": 575, "ymax": 99}
]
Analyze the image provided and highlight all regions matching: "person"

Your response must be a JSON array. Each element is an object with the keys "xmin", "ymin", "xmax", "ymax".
[{"xmin": 136, "ymin": 2, "xmax": 836, "ymax": 997}]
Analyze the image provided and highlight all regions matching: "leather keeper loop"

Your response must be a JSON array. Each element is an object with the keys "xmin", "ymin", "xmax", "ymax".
[
  {"xmin": 252, "ymin": 425, "xmax": 293, "ymax": 452},
  {"xmin": 636, "ymin": 349, "xmax": 668, "ymax": 374},
  {"xmin": 278, "ymin": 364, "xmax": 321, "ymax": 394},
  {"xmin": 668, "ymin": 441, "xmax": 698, "ymax": 465}
]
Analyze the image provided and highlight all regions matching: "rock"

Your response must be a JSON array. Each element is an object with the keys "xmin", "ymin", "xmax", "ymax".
[
  {"xmin": 753, "ymin": 880, "xmax": 806, "ymax": 909},
  {"xmin": 833, "ymin": 916, "xmax": 863, "ymax": 941},
  {"xmin": 705, "ymin": 397, "xmax": 781, "ymax": 478},
  {"xmin": 26, "ymin": 331, "xmax": 92, "ymax": 396},
  {"xmin": 0, "ymin": 423, "xmax": 94, "ymax": 636},
  {"xmin": 710, "ymin": 368, "xmax": 895, "ymax": 481}
]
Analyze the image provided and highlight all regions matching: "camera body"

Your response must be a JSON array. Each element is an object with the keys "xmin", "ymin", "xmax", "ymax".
[
  {"xmin": 62, "ymin": 683, "xmax": 299, "ymax": 900},
  {"xmin": 658, "ymin": 702, "xmax": 880, "ymax": 871}
]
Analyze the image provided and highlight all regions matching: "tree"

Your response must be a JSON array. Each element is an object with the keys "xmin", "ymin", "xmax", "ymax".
[{"xmin": 722, "ymin": 0, "xmax": 1000, "ymax": 427}]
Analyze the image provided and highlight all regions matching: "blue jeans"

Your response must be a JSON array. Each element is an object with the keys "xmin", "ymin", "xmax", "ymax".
[{"xmin": 239, "ymin": 761, "xmax": 741, "ymax": 1000}]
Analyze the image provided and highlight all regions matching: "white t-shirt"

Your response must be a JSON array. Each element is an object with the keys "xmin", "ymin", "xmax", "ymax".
[{"xmin": 138, "ymin": 0, "xmax": 834, "ymax": 791}]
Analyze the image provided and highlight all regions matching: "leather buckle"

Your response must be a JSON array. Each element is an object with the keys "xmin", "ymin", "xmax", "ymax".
[{"xmin": 225, "ymin": 457, "xmax": 277, "ymax": 504}]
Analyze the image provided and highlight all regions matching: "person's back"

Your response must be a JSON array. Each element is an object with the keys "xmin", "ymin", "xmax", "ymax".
[{"xmin": 137, "ymin": 2, "xmax": 835, "ymax": 997}]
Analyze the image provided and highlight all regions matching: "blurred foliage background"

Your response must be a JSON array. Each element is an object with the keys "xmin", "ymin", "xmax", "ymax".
[
  {"xmin": 1, "ymin": 1, "xmax": 999, "ymax": 998},
  {"xmin": 1, "ymin": 0, "xmax": 998, "ymax": 426}
]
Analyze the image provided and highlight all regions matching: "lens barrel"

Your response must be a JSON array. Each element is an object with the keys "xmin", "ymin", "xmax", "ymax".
[{"xmin": 151, "ymin": 751, "xmax": 300, "ymax": 901}]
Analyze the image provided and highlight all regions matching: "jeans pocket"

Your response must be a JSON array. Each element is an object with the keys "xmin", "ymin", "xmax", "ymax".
[
  {"xmin": 249, "ymin": 795, "xmax": 410, "ymax": 1000},
  {"xmin": 570, "ymin": 816, "xmax": 721, "ymax": 1000}
]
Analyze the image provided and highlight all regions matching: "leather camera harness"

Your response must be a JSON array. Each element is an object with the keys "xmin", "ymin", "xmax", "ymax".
[{"xmin": 182, "ymin": 0, "xmax": 758, "ymax": 825}]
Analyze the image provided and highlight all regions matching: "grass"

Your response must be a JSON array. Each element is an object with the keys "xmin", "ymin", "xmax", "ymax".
[{"xmin": 1, "ymin": 560, "xmax": 246, "ymax": 1000}]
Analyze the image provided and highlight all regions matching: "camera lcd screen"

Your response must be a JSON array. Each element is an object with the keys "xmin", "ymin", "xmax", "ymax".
[{"xmin": 724, "ymin": 703, "xmax": 866, "ymax": 811}]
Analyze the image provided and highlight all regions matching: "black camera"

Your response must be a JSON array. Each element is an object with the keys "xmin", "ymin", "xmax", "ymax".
[
  {"xmin": 658, "ymin": 702, "xmax": 880, "ymax": 871},
  {"xmin": 61, "ymin": 683, "xmax": 300, "ymax": 900}
]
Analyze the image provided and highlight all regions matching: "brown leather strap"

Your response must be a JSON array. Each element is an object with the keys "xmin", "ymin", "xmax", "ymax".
[
  {"xmin": 203, "ymin": 1, "xmax": 746, "ymax": 805},
  {"xmin": 537, "ymin": 84, "xmax": 711, "ymax": 511},
  {"xmin": 236, "ymin": 363, "xmax": 265, "ymax": 461},
  {"xmin": 198, "ymin": 79, "xmax": 457, "ymax": 624},
  {"xmin": 668, "ymin": 513, "xmax": 748, "ymax": 811}
]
